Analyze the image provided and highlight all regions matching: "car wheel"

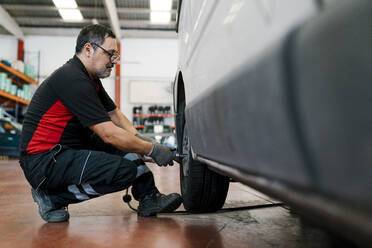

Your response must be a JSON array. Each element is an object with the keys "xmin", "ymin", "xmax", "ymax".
[{"xmin": 180, "ymin": 123, "xmax": 230, "ymax": 212}]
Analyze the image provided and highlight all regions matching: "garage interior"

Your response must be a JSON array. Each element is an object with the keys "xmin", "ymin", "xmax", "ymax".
[{"xmin": 0, "ymin": 0, "xmax": 369, "ymax": 247}]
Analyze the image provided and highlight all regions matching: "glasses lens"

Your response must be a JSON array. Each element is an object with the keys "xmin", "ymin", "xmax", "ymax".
[{"xmin": 111, "ymin": 54, "xmax": 120, "ymax": 62}]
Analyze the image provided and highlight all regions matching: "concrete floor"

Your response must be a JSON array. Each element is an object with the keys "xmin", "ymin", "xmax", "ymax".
[{"xmin": 0, "ymin": 159, "xmax": 355, "ymax": 248}]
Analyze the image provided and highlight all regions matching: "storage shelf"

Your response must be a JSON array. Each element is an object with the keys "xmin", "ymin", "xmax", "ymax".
[
  {"xmin": 133, "ymin": 113, "xmax": 174, "ymax": 118},
  {"xmin": 0, "ymin": 62, "xmax": 38, "ymax": 86},
  {"xmin": 134, "ymin": 125, "xmax": 175, "ymax": 130},
  {"xmin": 0, "ymin": 90, "xmax": 30, "ymax": 105},
  {"xmin": 142, "ymin": 132, "xmax": 174, "ymax": 137}
]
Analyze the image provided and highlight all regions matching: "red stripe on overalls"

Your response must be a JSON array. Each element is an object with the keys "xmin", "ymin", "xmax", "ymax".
[{"xmin": 26, "ymin": 100, "xmax": 74, "ymax": 154}]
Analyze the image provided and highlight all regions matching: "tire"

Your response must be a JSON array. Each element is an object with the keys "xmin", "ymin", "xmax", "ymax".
[{"xmin": 180, "ymin": 123, "xmax": 230, "ymax": 212}]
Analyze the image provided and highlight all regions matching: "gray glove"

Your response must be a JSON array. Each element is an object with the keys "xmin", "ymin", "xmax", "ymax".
[
  {"xmin": 135, "ymin": 133, "xmax": 156, "ymax": 144},
  {"xmin": 148, "ymin": 143, "xmax": 176, "ymax": 166}
]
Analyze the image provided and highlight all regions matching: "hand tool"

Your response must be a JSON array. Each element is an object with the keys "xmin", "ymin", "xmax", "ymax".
[{"xmin": 174, "ymin": 153, "xmax": 187, "ymax": 160}]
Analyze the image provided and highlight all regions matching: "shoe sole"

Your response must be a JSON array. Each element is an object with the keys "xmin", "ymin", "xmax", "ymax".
[
  {"xmin": 159, "ymin": 195, "xmax": 183, "ymax": 213},
  {"xmin": 138, "ymin": 195, "xmax": 183, "ymax": 217},
  {"xmin": 31, "ymin": 189, "xmax": 69, "ymax": 223}
]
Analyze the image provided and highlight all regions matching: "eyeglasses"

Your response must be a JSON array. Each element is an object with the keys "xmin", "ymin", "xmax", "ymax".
[{"xmin": 90, "ymin": 42, "xmax": 120, "ymax": 62}]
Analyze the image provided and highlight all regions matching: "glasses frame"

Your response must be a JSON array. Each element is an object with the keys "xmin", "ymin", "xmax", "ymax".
[{"xmin": 90, "ymin": 42, "xmax": 120, "ymax": 62}]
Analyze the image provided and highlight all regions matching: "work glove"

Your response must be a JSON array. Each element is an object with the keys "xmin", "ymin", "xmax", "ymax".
[
  {"xmin": 148, "ymin": 143, "xmax": 176, "ymax": 166},
  {"xmin": 135, "ymin": 133, "xmax": 156, "ymax": 144}
]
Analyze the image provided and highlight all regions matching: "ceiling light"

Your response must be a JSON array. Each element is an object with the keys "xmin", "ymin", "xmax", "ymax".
[
  {"xmin": 53, "ymin": 0, "xmax": 78, "ymax": 9},
  {"xmin": 151, "ymin": 12, "xmax": 171, "ymax": 23},
  {"xmin": 150, "ymin": 0, "xmax": 172, "ymax": 11},
  {"xmin": 58, "ymin": 9, "xmax": 83, "ymax": 21}
]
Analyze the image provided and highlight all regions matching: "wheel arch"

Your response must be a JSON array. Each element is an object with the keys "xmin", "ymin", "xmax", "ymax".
[{"xmin": 174, "ymin": 71, "xmax": 186, "ymax": 153}]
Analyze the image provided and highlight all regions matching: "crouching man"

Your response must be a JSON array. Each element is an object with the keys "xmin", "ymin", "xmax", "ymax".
[{"xmin": 19, "ymin": 24, "xmax": 182, "ymax": 222}]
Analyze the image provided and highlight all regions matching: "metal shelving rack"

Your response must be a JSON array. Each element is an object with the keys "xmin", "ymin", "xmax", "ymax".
[{"xmin": 0, "ymin": 61, "xmax": 39, "ymax": 121}]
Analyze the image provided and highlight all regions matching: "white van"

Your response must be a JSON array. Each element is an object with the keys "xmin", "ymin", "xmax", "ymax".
[{"xmin": 173, "ymin": 0, "xmax": 372, "ymax": 245}]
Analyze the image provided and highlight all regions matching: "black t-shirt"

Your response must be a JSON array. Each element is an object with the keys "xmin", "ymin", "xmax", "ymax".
[{"xmin": 20, "ymin": 55, "xmax": 116, "ymax": 154}]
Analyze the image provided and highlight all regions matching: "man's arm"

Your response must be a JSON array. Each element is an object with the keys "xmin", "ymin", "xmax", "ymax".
[
  {"xmin": 90, "ymin": 121, "xmax": 176, "ymax": 166},
  {"xmin": 108, "ymin": 107, "xmax": 156, "ymax": 143},
  {"xmin": 90, "ymin": 121, "xmax": 151, "ymax": 154},
  {"xmin": 108, "ymin": 108, "xmax": 138, "ymax": 134}
]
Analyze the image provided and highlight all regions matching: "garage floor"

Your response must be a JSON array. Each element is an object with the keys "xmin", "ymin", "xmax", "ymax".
[{"xmin": 0, "ymin": 159, "xmax": 355, "ymax": 248}]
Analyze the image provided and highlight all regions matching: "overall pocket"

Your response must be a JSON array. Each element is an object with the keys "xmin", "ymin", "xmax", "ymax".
[{"xmin": 20, "ymin": 144, "xmax": 64, "ymax": 189}]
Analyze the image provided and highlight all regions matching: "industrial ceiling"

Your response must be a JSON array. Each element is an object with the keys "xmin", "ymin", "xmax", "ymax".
[{"xmin": 0, "ymin": 0, "xmax": 180, "ymax": 39}]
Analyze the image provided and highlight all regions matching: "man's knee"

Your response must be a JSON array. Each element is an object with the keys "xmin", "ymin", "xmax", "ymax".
[
  {"xmin": 123, "ymin": 153, "xmax": 151, "ymax": 178},
  {"xmin": 111, "ymin": 158, "xmax": 138, "ymax": 189}
]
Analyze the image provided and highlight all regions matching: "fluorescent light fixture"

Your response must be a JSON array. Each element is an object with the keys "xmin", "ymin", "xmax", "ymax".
[
  {"xmin": 151, "ymin": 12, "xmax": 171, "ymax": 23},
  {"xmin": 53, "ymin": 0, "xmax": 78, "ymax": 8},
  {"xmin": 150, "ymin": 0, "xmax": 172, "ymax": 11},
  {"xmin": 58, "ymin": 9, "xmax": 83, "ymax": 21}
]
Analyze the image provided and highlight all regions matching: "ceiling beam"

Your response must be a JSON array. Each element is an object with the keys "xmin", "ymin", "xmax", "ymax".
[
  {"xmin": 117, "ymin": 7, "xmax": 177, "ymax": 14},
  {"xmin": 0, "ymin": 5, "xmax": 23, "ymax": 39},
  {"xmin": 15, "ymin": 17, "xmax": 95, "ymax": 24},
  {"xmin": 1, "ymin": 4, "xmax": 58, "ymax": 11},
  {"xmin": 14, "ymin": 17, "xmax": 176, "ymax": 29},
  {"xmin": 1, "ymin": 4, "xmax": 177, "ymax": 14},
  {"xmin": 22, "ymin": 27, "xmax": 81, "ymax": 36},
  {"xmin": 15, "ymin": 17, "xmax": 106, "ymax": 25},
  {"xmin": 121, "ymin": 30, "xmax": 177, "ymax": 39},
  {"xmin": 103, "ymin": 0, "xmax": 121, "ymax": 40},
  {"xmin": 21, "ymin": 27, "xmax": 177, "ymax": 39}
]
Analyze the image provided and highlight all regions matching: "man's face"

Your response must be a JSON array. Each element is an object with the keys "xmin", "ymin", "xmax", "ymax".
[{"xmin": 92, "ymin": 37, "xmax": 118, "ymax": 79}]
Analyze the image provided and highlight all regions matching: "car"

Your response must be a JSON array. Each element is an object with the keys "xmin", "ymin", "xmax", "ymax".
[
  {"xmin": 0, "ymin": 118, "xmax": 21, "ymax": 157},
  {"xmin": 173, "ymin": 0, "xmax": 372, "ymax": 245}
]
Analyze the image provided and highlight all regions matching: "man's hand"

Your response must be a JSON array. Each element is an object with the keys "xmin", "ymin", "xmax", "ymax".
[
  {"xmin": 148, "ymin": 144, "xmax": 176, "ymax": 166},
  {"xmin": 135, "ymin": 133, "xmax": 156, "ymax": 144}
]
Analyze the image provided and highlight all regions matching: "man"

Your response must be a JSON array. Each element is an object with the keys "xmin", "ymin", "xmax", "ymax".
[{"xmin": 19, "ymin": 24, "xmax": 182, "ymax": 223}]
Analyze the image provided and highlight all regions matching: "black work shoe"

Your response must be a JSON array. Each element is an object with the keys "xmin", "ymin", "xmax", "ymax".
[
  {"xmin": 137, "ymin": 193, "xmax": 183, "ymax": 217},
  {"xmin": 31, "ymin": 188, "xmax": 69, "ymax": 223}
]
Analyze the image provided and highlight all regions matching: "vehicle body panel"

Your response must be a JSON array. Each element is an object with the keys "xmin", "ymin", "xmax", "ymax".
[
  {"xmin": 175, "ymin": 0, "xmax": 318, "ymax": 187},
  {"xmin": 176, "ymin": 0, "xmax": 317, "ymax": 106},
  {"xmin": 174, "ymin": 0, "xmax": 372, "ymax": 244}
]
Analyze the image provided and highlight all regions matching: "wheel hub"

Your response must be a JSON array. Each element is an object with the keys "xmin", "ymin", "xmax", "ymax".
[{"xmin": 181, "ymin": 129, "xmax": 190, "ymax": 177}]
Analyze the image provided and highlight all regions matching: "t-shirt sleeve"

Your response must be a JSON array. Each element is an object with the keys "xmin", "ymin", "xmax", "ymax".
[
  {"xmin": 98, "ymin": 81, "xmax": 116, "ymax": 112},
  {"xmin": 51, "ymin": 73, "xmax": 112, "ymax": 128}
]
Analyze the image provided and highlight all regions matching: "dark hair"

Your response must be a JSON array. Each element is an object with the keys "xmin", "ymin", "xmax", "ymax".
[{"xmin": 75, "ymin": 24, "xmax": 116, "ymax": 54}]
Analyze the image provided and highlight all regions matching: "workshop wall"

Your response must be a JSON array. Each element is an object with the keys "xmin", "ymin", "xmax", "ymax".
[
  {"xmin": 120, "ymin": 38, "xmax": 178, "ymax": 119},
  {"xmin": 0, "ymin": 35, "xmax": 18, "ymax": 62},
  {"xmin": 22, "ymin": 35, "xmax": 116, "ymax": 103},
  {"xmin": 24, "ymin": 36, "xmax": 75, "ymax": 79},
  {"xmin": 0, "ymin": 35, "xmax": 178, "ymax": 121}
]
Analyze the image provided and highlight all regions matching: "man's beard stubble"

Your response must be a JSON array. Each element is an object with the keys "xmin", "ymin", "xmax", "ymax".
[{"xmin": 96, "ymin": 65, "xmax": 113, "ymax": 79}]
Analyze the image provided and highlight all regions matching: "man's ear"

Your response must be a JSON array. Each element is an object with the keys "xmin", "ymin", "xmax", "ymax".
[{"xmin": 83, "ymin": 43, "xmax": 94, "ymax": 58}]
